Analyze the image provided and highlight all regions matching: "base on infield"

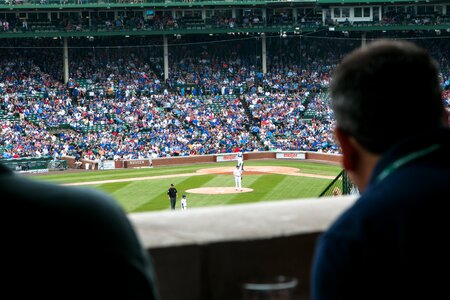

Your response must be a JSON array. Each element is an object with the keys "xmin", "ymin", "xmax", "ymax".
[{"xmin": 186, "ymin": 187, "xmax": 253, "ymax": 194}]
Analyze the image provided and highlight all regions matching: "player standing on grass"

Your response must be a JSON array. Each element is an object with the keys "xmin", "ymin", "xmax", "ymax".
[
  {"xmin": 181, "ymin": 195, "xmax": 187, "ymax": 210},
  {"xmin": 234, "ymin": 165, "xmax": 243, "ymax": 191}
]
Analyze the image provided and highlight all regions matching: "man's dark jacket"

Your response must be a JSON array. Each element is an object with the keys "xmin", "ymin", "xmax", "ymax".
[{"xmin": 312, "ymin": 128, "xmax": 450, "ymax": 300}]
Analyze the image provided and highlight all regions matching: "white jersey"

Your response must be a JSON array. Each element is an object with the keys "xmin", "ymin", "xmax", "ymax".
[
  {"xmin": 181, "ymin": 198, "xmax": 187, "ymax": 210},
  {"xmin": 237, "ymin": 152, "xmax": 244, "ymax": 169},
  {"xmin": 237, "ymin": 152, "xmax": 243, "ymax": 161},
  {"xmin": 234, "ymin": 168, "xmax": 242, "ymax": 191}
]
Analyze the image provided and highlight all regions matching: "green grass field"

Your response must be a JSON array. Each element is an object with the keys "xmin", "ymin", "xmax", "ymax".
[{"xmin": 32, "ymin": 160, "xmax": 342, "ymax": 213}]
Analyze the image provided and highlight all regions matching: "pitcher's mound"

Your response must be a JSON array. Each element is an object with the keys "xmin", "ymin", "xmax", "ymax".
[{"xmin": 186, "ymin": 187, "xmax": 254, "ymax": 194}]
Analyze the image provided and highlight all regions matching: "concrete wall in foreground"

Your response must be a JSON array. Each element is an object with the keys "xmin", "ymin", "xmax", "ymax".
[{"xmin": 130, "ymin": 196, "xmax": 356, "ymax": 300}]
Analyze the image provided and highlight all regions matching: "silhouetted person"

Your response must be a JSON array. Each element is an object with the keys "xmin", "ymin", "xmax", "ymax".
[
  {"xmin": 1, "ymin": 163, "xmax": 159, "ymax": 299},
  {"xmin": 311, "ymin": 40, "xmax": 449, "ymax": 300}
]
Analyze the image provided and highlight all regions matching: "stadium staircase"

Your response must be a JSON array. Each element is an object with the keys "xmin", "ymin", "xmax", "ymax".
[
  {"xmin": 302, "ymin": 91, "xmax": 327, "ymax": 122},
  {"xmin": 239, "ymin": 95, "xmax": 253, "ymax": 123},
  {"xmin": 239, "ymin": 95, "xmax": 264, "ymax": 146},
  {"xmin": 0, "ymin": 110, "xmax": 19, "ymax": 155},
  {"xmin": 238, "ymin": 92, "xmax": 319, "ymax": 148},
  {"xmin": 298, "ymin": 91, "xmax": 317, "ymax": 121}
]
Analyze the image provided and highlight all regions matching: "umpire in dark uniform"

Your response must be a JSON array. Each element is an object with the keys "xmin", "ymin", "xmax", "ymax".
[{"xmin": 167, "ymin": 183, "xmax": 178, "ymax": 210}]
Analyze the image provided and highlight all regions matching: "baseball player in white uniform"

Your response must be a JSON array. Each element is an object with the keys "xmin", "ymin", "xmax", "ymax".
[
  {"xmin": 234, "ymin": 165, "xmax": 243, "ymax": 191},
  {"xmin": 237, "ymin": 150, "xmax": 244, "ymax": 171},
  {"xmin": 181, "ymin": 195, "xmax": 187, "ymax": 210}
]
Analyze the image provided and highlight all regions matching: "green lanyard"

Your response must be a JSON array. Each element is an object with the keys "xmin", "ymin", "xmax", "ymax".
[{"xmin": 375, "ymin": 144, "xmax": 441, "ymax": 184}]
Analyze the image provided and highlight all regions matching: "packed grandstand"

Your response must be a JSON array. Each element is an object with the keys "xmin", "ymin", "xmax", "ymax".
[{"xmin": 1, "ymin": 1, "xmax": 449, "ymax": 163}]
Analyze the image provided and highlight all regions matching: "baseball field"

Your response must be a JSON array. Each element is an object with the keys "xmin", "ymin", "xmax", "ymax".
[{"xmin": 33, "ymin": 160, "xmax": 342, "ymax": 213}]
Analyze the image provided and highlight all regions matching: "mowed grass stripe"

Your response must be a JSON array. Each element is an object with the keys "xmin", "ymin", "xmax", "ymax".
[
  {"xmin": 188, "ymin": 193, "xmax": 238, "ymax": 208},
  {"xmin": 175, "ymin": 174, "xmax": 246, "ymax": 209},
  {"xmin": 96, "ymin": 180, "xmax": 162, "ymax": 212},
  {"xmin": 198, "ymin": 173, "xmax": 260, "ymax": 189},
  {"xmin": 226, "ymin": 174, "xmax": 287, "ymax": 205},
  {"xmin": 182, "ymin": 174, "xmax": 264, "ymax": 207},
  {"xmin": 200, "ymin": 174, "xmax": 235, "ymax": 188},
  {"xmin": 34, "ymin": 165, "xmax": 200, "ymax": 183},
  {"xmin": 96, "ymin": 181, "xmax": 132, "ymax": 194},
  {"xmin": 249, "ymin": 160, "xmax": 340, "ymax": 176},
  {"xmin": 131, "ymin": 175, "xmax": 217, "ymax": 212},
  {"xmin": 258, "ymin": 175, "xmax": 331, "ymax": 201},
  {"xmin": 169, "ymin": 174, "xmax": 217, "ymax": 199}
]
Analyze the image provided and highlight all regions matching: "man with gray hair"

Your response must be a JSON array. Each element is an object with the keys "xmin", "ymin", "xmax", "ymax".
[{"xmin": 311, "ymin": 40, "xmax": 449, "ymax": 300}]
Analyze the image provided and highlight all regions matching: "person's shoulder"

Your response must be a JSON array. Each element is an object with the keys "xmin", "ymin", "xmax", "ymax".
[
  {"xmin": 322, "ymin": 191, "xmax": 383, "ymax": 242},
  {"xmin": 1, "ymin": 171, "xmax": 123, "ymax": 220},
  {"xmin": 324, "ymin": 181, "xmax": 412, "ymax": 243}
]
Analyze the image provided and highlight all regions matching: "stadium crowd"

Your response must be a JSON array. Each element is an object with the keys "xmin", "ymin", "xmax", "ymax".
[
  {"xmin": 1, "ymin": 36, "xmax": 449, "ymax": 160},
  {"xmin": 1, "ymin": 9, "xmax": 449, "ymax": 34}
]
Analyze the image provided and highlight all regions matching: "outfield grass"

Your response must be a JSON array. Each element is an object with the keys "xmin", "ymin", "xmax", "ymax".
[{"xmin": 31, "ymin": 160, "xmax": 342, "ymax": 212}]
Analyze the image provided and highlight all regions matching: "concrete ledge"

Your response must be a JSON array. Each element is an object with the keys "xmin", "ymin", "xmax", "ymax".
[
  {"xmin": 130, "ymin": 196, "xmax": 356, "ymax": 249},
  {"xmin": 130, "ymin": 196, "xmax": 357, "ymax": 300}
]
